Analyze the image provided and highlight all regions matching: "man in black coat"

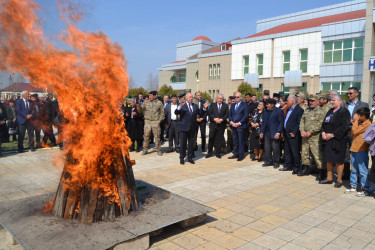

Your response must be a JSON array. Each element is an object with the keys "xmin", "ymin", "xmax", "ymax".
[
  {"xmin": 280, "ymin": 95, "xmax": 304, "ymax": 174},
  {"xmin": 39, "ymin": 93, "xmax": 57, "ymax": 147},
  {"xmin": 175, "ymin": 93, "xmax": 208, "ymax": 165},
  {"xmin": 206, "ymin": 94, "xmax": 228, "ymax": 159},
  {"xmin": 165, "ymin": 95, "xmax": 180, "ymax": 153},
  {"xmin": 193, "ymin": 91, "xmax": 207, "ymax": 152}
]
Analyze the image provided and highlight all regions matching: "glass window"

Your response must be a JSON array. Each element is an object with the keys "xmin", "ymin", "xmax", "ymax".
[
  {"xmin": 283, "ymin": 51, "xmax": 290, "ymax": 74},
  {"xmin": 343, "ymin": 39, "xmax": 352, "ymax": 49},
  {"xmin": 324, "ymin": 51, "xmax": 333, "ymax": 63},
  {"xmin": 217, "ymin": 64, "xmax": 221, "ymax": 80},
  {"xmin": 257, "ymin": 54, "xmax": 263, "ymax": 76},
  {"xmin": 324, "ymin": 41, "xmax": 333, "ymax": 51},
  {"xmin": 209, "ymin": 64, "xmax": 212, "ymax": 80},
  {"xmin": 343, "ymin": 49, "xmax": 352, "ymax": 62},
  {"xmin": 257, "ymin": 84, "xmax": 263, "ymax": 92},
  {"xmin": 179, "ymin": 73, "xmax": 186, "ymax": 82},
  {"xmin": 302, "ymin": 82, "xmax": 307, "ymax": 91},
  {"xmin": 282, "ymin": 83, "xmax": 290, "ymax": 95},
  {"xmin": 213, "ymin": 64, "xmax": 217, "ymax": 79},
  {"xmin": 321, "ymin": 82, "xmax": 362, "ymax": 98},
  {"xmin": 300, "ymin": 49, "xmax": 308, "ymax": 73},
  {"xmin": 333, "ymin": 50, "xmax": 342, "ymax": 62},
  {"xmin": 322, "ymin": 82, "xmax": 331, "ymax": 91},
  {"xmin": 195, "ymin": 71, "xmax": 199, "ymax": 81},
  {"xmin": 243, "ymin": 56, "xmax": 249, "ymax": 77},
  {"xmin": 334, "ymin": 41, "xmax": 342, "ymax": 50},
  {"xmin": 323, "ymin": 38, "xmax": 364, "ymax": 63},
  {"xmin": 170, "ymin": 76, "xmax": 176, "ymax": 83},
  {"xmin": 353, "ymin": 48, "xmax": 363, "ymax": 61},
  {"xmin": 221, "ymin": 44, "xmax": 226, "ymax": 51}
]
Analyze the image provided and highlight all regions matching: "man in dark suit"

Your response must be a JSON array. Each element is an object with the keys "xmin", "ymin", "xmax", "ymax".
[
  {"xmin": 206, "ymin": 94, "xmax": 228, "ymax": 159},
  {"xmin": 175, "ymin": 93, "xmax": 208, "ymax": 165},
  {"xmin": 228, "ymin": 92, "xmax": 250, "ymax": 161},
  {"xmin": 161, "ymin": 95, "xmax": 170, "ymax": 143},
  {"xmin": 15, "ymin": 90, "xmax": 35, "ymax": 152},
  {"xmin": 165, "ymin": 95, "xmax": 180, "ymax": 153},
  {"xmin": 280, "ymin": 95, "xmax": 304, "ymax": 173},
  {"xmin": 193, "ymin": 92, "xmax": 207, "ymax": 152},
  {"xmin": 260, "ymin": 99, "xmax": 284, "ymax": 168}
]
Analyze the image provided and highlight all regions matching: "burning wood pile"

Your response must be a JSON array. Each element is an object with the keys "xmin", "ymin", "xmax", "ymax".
[{"xmin": 0, "ymin": 0, "xmax": 139, "ymax": 222}]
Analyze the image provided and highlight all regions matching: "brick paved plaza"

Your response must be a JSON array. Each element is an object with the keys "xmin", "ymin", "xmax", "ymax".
[{"xmin": 1, "ymin": 148, "xmax": 375, "ymax": 249}]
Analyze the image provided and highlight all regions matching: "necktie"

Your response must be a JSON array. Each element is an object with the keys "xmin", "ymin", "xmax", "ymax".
[
  {"xmin": 189, "ymin": 104, "xmax": 193, "ymax": 114},
  {"xmin": 25, "ymin": 100, "xmax": 29, "ymax": 112},
  {"xmin": 235, "ymin": 103, "xmax": 239, "ymax": 112},
  {"xmin": 218, "ymin": 104, "xmax": 221, "ymax": 113}
]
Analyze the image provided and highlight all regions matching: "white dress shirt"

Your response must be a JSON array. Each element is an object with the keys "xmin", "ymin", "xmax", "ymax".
[{"xmin": 171, "ymin": 103, "xmax": 178, "ymax": 120}]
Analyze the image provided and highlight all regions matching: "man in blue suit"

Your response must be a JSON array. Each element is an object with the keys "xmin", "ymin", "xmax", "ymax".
[
  {"xmin": 228, "ymin": 92, "xmax": 249, "ymax": 161},
  {"xmin": 175, "ymin": 93, "xmax": 208, "ymax": 165},
  {"xmin": 15, "ymin": 90, "xmax": 35, "ymax": 152},
  {"xmin": 280, "ymin": 95, "xmax": 304, "ymax": 173},
  {"xmin": 260, "ymin": 99, "xmax": 284, "ymax": 168}
]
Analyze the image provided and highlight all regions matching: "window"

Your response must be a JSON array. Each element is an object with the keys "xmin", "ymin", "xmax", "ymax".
[
  {"xmin": 179, "ymin": 73, "xmax": 186, "ymax": 82},
  {"xmin": 323, "ymin": 38, "xmax": 364, "ymax": 63},
  {"xmin": 195, "ymin": 71, "xmax": 199, "ymax": 81},
  {"xmin": 209, "ymin": 64, "xmax": 212, "ymax": 80},
  {"xmin": 302, "ymin": 82, "xmax": 307, "ymax": 91},
  {"xmin": 282, "ymin": 83, "xmax": 290, "ymax": 95},
  {"xmin": 221, "ymin": 44, "xmax": 226, "ymax": 51},
  {"xmin": 257, "ymin": 54, "xmax": 263, "ymax": 76},
  {"xmin": 283, "ymin": 51, "xmax": 290, "ymax": 74},
  {"xmin": 170, "ymin": 76, "xmax": 176, "ymax": 83},
  {"xmin": 300, "ymin": 49, "xmax": 308, "ymax": 73},
  {"xmin": 213, "ymin": 64, "xmax": 217, "ymax": 80},
  {"xmin": 322, "ymin": 81, "xmax": 361, "ymax": 98},
  {"xmin": 217, "ymin": 64, "xmax": 221, "ymax": 80},
  {"xmin": 257, "ymin": 84, "xmax": 263, "ymax": 92},
  {"xmin": 243, "ymin": 55, "xmax": 249, "ymax": 76}
]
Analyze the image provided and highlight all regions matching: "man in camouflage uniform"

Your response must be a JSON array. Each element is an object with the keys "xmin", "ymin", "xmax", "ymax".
[
  {"xmin": 296, "ymin": 92, "xmax": 308, "ymax": 110},
  {"xmin": 298, "ymin": 94, "xmax": 326, "ymax": 176},
  {"xmin": 139, "ymin": 91, "xmax": 165, "ymax": 156},
  {"xmin": 318, "ymin": 90, "xmax": 332, "ymax": 115}
]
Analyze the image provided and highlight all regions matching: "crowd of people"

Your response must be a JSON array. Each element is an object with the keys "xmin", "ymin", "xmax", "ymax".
[
  {"xmin": 0, "ymin": 91, "xmax": 61, "ymax": 156},
  {"xmin": 122, "ymin": 88, "xmax": 375, "ymax": 197},
  {"xmin": 2, "ymin": 87, "xmax": 375, "ymax": 197}
]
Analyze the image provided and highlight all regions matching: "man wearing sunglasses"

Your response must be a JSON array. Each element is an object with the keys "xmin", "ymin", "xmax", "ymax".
[{"xmin": 346, "ymin": 87, "xmax": 368, "ymax": 119}]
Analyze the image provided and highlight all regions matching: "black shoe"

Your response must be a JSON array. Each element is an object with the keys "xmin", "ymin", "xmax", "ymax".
[
  {"xmin": 175, "ymin": 149, "xmax": 180, "ymax": 153},
  {"xmin": 292, "ymin": 168, "xmax": 299, "ymax": 175},
  {"xmin": 166, "ymin": 149, "xmax": 174, "ymax": 153},
  {"xmin": 216, "ymin": 155, "xmax": 221, "ymax": 159},
  {"xmin": 257, "ymin": 159, "xmax": 262, "ymax": 162},
  {"xmin": 180, "ymin": 159, "xmax": 185, "ymax": 165},
  {"xmin": 273, "ymin": 163, "xmax": 280, "ymax": 169},
  {"xmin": 31, "ymin": 148, "xmax": 36, "ymax": 152},
  {"xmin": 205, "ymin": 153, "xmax": 213, "ymax": 158},
  {"xmin": 298, "ymin": 165, "xmax": 312, "ymax": 176},
  {"xmin": 187, "ymin": 159, "xmax": 195, "ymax": 164},
  {"xmin": 262, "ymin": 163, "xmax": 273, "ymax": 167},
  {"xmin": 279, "ymin": 167, "xmax": 292, "ymax": 171},
  {"xmin": 334, "ymin": 182, "xmax": 343, "ymax": 188},
  {"xmin": 319, "ymin": 179, "xmax": 333, "ymax": 184},
  {"xmin": 228, "ymin": 155, "xmax": 238, "ymax": 159},
  {"xmin": 136, "ymin": 148, "xmax": 140, "ymax": 152},
  {"xmin": 237, "ymin": 156, "xmax": 245, "ymax": 161},
  {"xmin": 17, "ymin": 149, "xmax": 24, "ymax": 153}
]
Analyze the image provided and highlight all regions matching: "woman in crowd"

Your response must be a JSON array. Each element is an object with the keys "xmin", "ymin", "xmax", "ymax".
[
  {"xmin": 124, "ymin": 99, "xmax": 144, "ymax": 152},
  {"xmin": 250, "ymin": 101, "xmax": 265, "ymax": 161},
  {"xmin": 320, "ymin": 94, "xmax": 351, "ymax": 188},
  {"xmin": 279, "ymin": 96, "xmax": 288, "ymax": 118}
]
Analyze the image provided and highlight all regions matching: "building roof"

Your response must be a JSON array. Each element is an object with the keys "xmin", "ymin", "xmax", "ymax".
[
  {"xmin": 246, "ymin": 9, "xmax": 366, "ymax": 39},
  {"xmin": 171, "ymin": 60, "xmax": 186, "ymax": 64},
  {"xmin": 0, "ymin": 82, "xmax": 44, "ymax": 92},
  {"xmin": 192, "ymin": 36, "xmax": 211, "ymax": 41}
]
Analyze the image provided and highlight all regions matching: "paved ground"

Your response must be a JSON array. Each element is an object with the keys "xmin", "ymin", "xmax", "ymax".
[{"xmin": 1, "ymin": 146, "xmax": 375, "ymax": 249}]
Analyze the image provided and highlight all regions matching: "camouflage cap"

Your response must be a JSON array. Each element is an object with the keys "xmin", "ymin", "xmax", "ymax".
[
  {"xmin": 296, "ymin": 92, "xmax": 307, "ymax": 99},
  {"xmin": 317, "ymin": 90, "xmax": 329, "ymax": 99},
  {"xmin": 308, "ymin": 94, "xmax": 317, "ymax": 100}
]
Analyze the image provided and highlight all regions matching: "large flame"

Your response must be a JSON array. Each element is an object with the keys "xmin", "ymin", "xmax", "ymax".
[{"xmin": 0, "ymin": 0, "xmax": 132, "ymax": 205}]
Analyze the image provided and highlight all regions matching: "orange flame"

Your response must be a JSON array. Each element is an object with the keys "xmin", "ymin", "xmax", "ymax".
[{"xmin": 0, "ymin": 0, "xmax": 132, "ymax": 206}]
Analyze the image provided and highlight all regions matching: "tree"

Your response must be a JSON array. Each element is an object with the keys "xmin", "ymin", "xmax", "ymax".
[
  {"xmin": 145, "ymin": 73, "xmax": 159, "ymax": 91},
  {"xmin": 128, "ymin": 76, "xmax": 136, "ymax": 89},
  {"xmin": 201, "ymin": 91, "xmax": 212, "ymax": 101},
  {"xmin": 159, "ymin": 84, "xmax": 177, "ymax": 97},
  {"xmin": 128, "ymin": 87, "xmax": 148, "ymax": 98},
  {"xmin": 237, "ymin": 82, "xmax": 257, "ymax": 98}
]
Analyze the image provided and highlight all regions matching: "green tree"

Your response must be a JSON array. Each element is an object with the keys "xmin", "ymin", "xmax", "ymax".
[
  {"xmin": 128, "ymin": 87, "xmax": 148, "ymax": 98},
  {"xmin": 201, "ymin": 91, "xmax": 212, "ymax": 101},
  {"xmin": 236, "ymin": 82, "xmax": 257, "ymax": 98},
  {"xmin": 158, "ymin": 84, "xmax": 177, "ymax": 97}
]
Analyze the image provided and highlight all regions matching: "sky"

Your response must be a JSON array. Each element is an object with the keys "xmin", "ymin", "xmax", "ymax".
[{"xmin": 0, "ymin": 0, "xmax": 348, "ymax": 89}]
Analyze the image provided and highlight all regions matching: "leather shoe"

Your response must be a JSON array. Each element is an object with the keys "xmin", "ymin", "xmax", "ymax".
[
  {"xmin": 187, "ymin": 159, "xmax": 195, "ymax": 164},
  {"xmin": 216, "ymin": 155, "xmax": 221, "ymax": 159},
  {"xmin": 237, "ymin": 156, "xmax": 245, "ymax": 161},
  {"xmin": 205, "ymin": 154, "xmax": 213, "ymax": 158},
  {"xmin": 279, "ymin": 167, "xmax": 292, "ymax": 171},
  {"xmin": 166, "ymin": 149, "xmax": 174, "ymax": 153},
  {"xmin": 292, "ymin": 169, "xmax": 299, "ymax": 175},
  {"xmin": 273, "ymin": 163, "xmax": 280, "ymax": 169},
  {"xmin": 228, "ymin": 155, "xmax": 238, "ymax": 159},
  {"xmin": 180, "ymin": 159, "xmax": 185, "ymax": 165},
  {"xmin": 334, "ymin": 182, "xmax": 343, "ymax": 188},
  {"xmin": 319, "ymin": 179, "xmax": 333, "ymax": 184},
  {"xmin": 262, "ymin": 163, "xmax": 273, "ymax": 167}
]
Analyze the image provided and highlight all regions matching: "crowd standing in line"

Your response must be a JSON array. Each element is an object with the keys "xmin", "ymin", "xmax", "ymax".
[{"xmin": 2, "ymin": 88, "xmax": 375, "ymax": 197}]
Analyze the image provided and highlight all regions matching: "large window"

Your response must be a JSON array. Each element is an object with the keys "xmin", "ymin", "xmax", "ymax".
[
  {"xmin": 323, "ymin": 38, "xmax": 364, "ymax": 63},
  {"xmin": 322, "ymin": 81, "xmax": 361, "ymax": 97},
  {"xmin": 217, "ymin": 64, "xmax": 221, "ymax": 80},
  {"xmin": 243, "ymin": 55, "xmax": 249, "ymax": 76},
  {"xmin": 213, "ymin": 64, "xmax": 217, "ymax": 80},
  {"xmin": 283, "ymin": 51, "xmax": 290, "ymax": 74},
  {"xmin": 300, "ymin": 49, "xmax": 308, "ymax": 73},
  {"xmin": 257, "ymin": 54, "xmax": 263, "ymax": 76},
  {"xmin": 209, "ymin": 64, "xmax": 220, "ymax": 80},
  {"xmin": 179, "ymin": 73, "xmax": 186, "ymax": 82},
  {"xmin": 209, "ymin": 64, "xmax": 213, "ymax": 80}
]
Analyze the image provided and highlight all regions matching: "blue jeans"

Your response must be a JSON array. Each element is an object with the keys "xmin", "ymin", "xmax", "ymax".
[{"xmin": 350, "ymin": 151, "xmax": 369, "ymax": 190}]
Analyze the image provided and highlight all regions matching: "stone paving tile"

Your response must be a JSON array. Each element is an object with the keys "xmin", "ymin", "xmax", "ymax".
[
  {"xmin": 171, "ymin": 233, "xmax": 208, "ymax": 249},
  {"xmin": 210, "ymin": 234, "xmax": 247, "ymax": 249},
  {"xmin": 251, "ymin": 234, "xmax": 287, "ymax": 249},
  {"xmin": 292, "ymin": 235, "xmax": 329, "ymax": 249},
  {"xmin": 267, "ymin": 227, "xmax": 301, "ymax": 241},
  {"xmin": 228, "ymin": 226, "xmax": 263, "ymax": 241}
]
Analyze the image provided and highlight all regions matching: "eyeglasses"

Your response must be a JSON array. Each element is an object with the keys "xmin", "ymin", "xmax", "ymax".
[
  {"xmin": 235, "ymin": 96, "xmax": 241, "ymax": 98},
  {"xmin": 347, "ymin": 93, "xmax": 354, "ymax": 95}
]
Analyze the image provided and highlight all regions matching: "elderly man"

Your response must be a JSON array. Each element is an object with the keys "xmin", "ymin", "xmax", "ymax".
[
  {"xmin": 15, "ymin": 90, "xmax": 34, "ymax": 152},
  {"xmin": 296, "ymin": 92, "xmax": 308, "ymax": 110},
  {"xmin": 280, "ymin": 95, "xmax": 304, "ymax": 173},
  {"xmin": 139, "ymin": 91, "xmax": 165, "ymax": 156},
  {"xmin": 206, "ymin": 94, "xmax": 228, "ymax": 159},
  {"xmin": 175, "ymin": 93, "xmax": 208, "ymax": 165},
  {"xmin": 228, "ymin": 92, "xmax": 250, "ymax": 161}
]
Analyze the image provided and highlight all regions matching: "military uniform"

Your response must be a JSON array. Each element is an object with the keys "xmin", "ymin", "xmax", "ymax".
[
  {"xmin": 299, "ymin": 96, "xmax": 326, "ymax": 173},
  {"xmin": 139, "ymin": 99, "xmax": 165, "ymax": 154}
]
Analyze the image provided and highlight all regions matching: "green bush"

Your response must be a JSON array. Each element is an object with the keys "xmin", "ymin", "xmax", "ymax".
[{"xmin": 158, "ymin": 84, "xmax": 177, "ymax": 97}]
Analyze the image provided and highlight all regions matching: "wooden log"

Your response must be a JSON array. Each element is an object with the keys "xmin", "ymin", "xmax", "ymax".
[{"xmin": 79, "ymin": 184, "xmax": 99, "ymax": 224}]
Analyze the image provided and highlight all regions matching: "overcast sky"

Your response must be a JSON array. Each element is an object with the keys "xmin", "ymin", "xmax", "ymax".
[{"xmin": 1, "ymin": 0, "xmax": 347, "ymax": 89}]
